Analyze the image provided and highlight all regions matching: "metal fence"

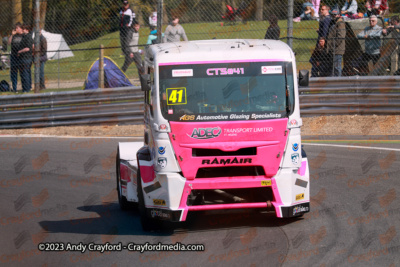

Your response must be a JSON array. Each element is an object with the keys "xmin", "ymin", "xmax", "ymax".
[
  {"xmin": 0, "ymin": 0, "xmax": 400, "ymax": 92},
  {"xmin": 1, "ymin": 77, "xmax": 400, "ymax": 129},
  {"xmin": 0, "ymin": 87, "xmax": 144, "ymax": 129}
]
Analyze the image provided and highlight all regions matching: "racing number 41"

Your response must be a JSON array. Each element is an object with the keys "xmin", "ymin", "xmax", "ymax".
[{"xmin": 167, "ymin": 88, "xmax": 187, "ymax": 105}]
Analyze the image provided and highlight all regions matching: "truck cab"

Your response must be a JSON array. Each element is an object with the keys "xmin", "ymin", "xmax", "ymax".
[{"xmin": 117, "ymin": 39, "xmax": 310, "ymax": 231}]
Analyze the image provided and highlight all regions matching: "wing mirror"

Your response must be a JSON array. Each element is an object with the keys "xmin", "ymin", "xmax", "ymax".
[{"xmin": 298, "ymin": 69, "xmax": 309, "ymax": 87}]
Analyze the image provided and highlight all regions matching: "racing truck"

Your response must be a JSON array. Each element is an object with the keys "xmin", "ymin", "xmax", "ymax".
[{"xmin": 116, "ymin": 39, "xmax": 310, "ymax": 231}]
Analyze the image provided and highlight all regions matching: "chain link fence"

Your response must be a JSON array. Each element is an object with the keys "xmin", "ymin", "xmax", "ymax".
[{"xmin": 0, "ymin": 0, "xmax": 399, "ymax": 93}]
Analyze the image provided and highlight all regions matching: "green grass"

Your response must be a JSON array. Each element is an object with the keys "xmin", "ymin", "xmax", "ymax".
[{"xmin": 0, "ymin": 19, "xmax": 320, "ymax": 92}]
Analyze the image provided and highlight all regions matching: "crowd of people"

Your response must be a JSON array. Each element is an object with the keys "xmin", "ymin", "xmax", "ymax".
[
  {"xmin": 301, "ymin": 3, "xmax": 400, "ymax": 77},
  {"xmin": 119, "ymin": 1, "xmax": 188, "ymax": 75},
  {"xmin": 4, "ymin": 0, "xmax": 399, "ymax": 93},
  {"xmin": 293, "ymin": 0, "xmax": 389, "ymax": 22},
  {"xmin": 6, "ymin": 23, "xmax": 47, "ymax": 93}
]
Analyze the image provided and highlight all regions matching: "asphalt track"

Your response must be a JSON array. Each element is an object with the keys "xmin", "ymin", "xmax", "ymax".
[{"xmin": 0, "ymin": 136, "xmax": 399, "ymax": 266}]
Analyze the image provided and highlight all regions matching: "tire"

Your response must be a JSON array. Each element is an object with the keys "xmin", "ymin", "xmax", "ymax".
[
  {"xmin": 137, "ymin": 169, "xmax": 161, "ymax": 232},
  {"xmin": 116, "ymin": 149, "xmax": 131, "ymax": 211},
  {"xmin": 301, "ymin": 145, "xmax": 307, "ymax": 158}
]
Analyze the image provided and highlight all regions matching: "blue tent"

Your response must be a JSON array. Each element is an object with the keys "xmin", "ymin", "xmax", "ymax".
[{"xmin": 84, "ymin": 56, "xmax": 132, "ymax": 90}]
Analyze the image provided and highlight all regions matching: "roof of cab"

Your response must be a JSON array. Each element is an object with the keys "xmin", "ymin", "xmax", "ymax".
[{"xmin": 147, "ymin": 39, "xmax": 294, "ymax": 65}]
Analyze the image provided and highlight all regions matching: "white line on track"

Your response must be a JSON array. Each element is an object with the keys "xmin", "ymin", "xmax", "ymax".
[{"xmin": 304, "ymin": 143, "xmax": 400, "ymax": 152}]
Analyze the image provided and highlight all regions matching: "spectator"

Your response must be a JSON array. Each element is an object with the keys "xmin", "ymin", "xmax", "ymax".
[
  {"xmin": 357, "ymin": 15, "xmax": 382, "ymax": 73},
  {"xmin": 364, "ymin": 1, "xmax": 374, "ymax": 17},
  {"xmin": 312, "ymin": 0, "xmax": 321, "ymax": 20},
  {"xmin": 38, "ymin": 30, "xmax": 47, "ymax": 90},
  {"xmin": 264, "ymin": 14, "xmax": 280, "ymax": 40},
  {"xmin": 382, "ymin": 16, "xmax": 400, "ymax": 74},
  {"xmin": 341, "ymin": 0, "xmax": 358, "ymax": 19},
  {"xmin": 310, "ymin": 37, "xmax": 330, "ymax": 77},
  {"xmin": 149, "ymin": 10, "xmax": 157, "ymax": 28},
  {"xmin": 293, "ymin": 2, "xmax": 315, "ymax": 22},
  {"xmin": 120, "ymin": 1, "xmax": 136, "ymax": 57},
  {"xmin": 326, "ymin": 8, "xmax": 346, "ymax": 76},
  {"xmin": 18, "ymin": 24, "xmax": 33, "ymax": 92},
  {"xmin": 8, "ymin": 22, "xmax": 24, "ymax": 93},
  {"xmin": 163, "ymin": 16, "xmax": 188, "ymax": 42},
  {"xmin": 317, "ymin": 5, "xmax": 331, "ymax": 39},
  {"xmin": 146, "ymin": 26, "xmax": 164, "ymax": 45},
  {"xmin": 122, "ymin": 22, "xmax": 142, "ymax": 74},
  {"xmin": 372, "ymin": 0, "xmax": 388, "ymax": 16},
  {"xmin": 382, "ymin": 16, "xmax": 400, "ymax": 36}
]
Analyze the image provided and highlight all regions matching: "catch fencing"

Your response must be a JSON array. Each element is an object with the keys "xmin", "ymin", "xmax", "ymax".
[
  {"xmin": 1, "ymin": 0, "xmax": 400, "ymax": 92},
  {"xmin": 1, "ymin": 76, "xmax": 400, "ymax": 129}
]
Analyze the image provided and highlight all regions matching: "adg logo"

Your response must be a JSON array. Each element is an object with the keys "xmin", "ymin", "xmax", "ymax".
[{"xmin": 188, "ymin": 127, "xmax": 222, "ymax": 139}]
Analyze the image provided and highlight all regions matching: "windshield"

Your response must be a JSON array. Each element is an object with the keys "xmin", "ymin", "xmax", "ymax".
[{"xmin": 159, "ymin": 62, "xmax": 294, "ymax": 121}]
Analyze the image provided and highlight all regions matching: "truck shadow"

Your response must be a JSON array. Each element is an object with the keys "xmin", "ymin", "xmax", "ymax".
[{"xmin": 38, "ymin": 203, "xmax": 303, "ymax": 236}]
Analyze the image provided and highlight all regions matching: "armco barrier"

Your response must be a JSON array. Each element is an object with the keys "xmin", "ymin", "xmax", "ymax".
[
  {"xmin": 300, "ymin": 76, "xmax": 400, "ymax": 116},
  {"xmin": 1, "ymin": 77, "xmax": 400, "ymax": 129},
  {"xmin": 0, "ymin": 87, "xmax": 144, "ymax": 129}
]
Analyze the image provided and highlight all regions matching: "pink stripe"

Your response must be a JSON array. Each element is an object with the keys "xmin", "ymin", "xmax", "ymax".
[
  {"xmin": 274, "ymin": 205, "xmax": 282, "ymax": 217},
  {"xmin": 159, "ymin": 59, "xmax": 286, "ymax": 66},
  {"xmin": 120, "ymin": 164, "xmax": 130, "ymax": 182},
  {"xmin": 140, "ymin": 165, "xmax": 155, "ymax": 183},
  {"xmin": 188, "ymin": 202, "xmax": 271, "ymax": 211},
  {"xmin": 298, "ymin": 160, "xmax": 307, "ymax": 176},
  {"xmin": 181, "ymin": 209, "xmax": 188, "ymax": 221}
]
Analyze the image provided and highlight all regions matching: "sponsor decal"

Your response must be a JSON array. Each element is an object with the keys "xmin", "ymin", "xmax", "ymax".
[
  {"xmin": 167, "ymin": 88, "xmax": 187, "ymax": 105},
  {"xmin": 296, "ymin": 193, "xmax": 305, "ymax": 201},
  {"xmin": 251, "ymin": 113, "xmax": 282, "ymax": 119},
  {"xmin": 168, "ymin": 109, "xmax": 173, "ymax": 114},
  {"xmin": 261, "ymin": 65, "xmax": 282, "ymax": 74},
  {"xmin": 206, "ymin": 68, "xmax": 244, "ymax": 76},
  {"xmin": 157, "ymin": 157, "xmax": 167, "ymax": 169},
  {"xmin": 172, "ymin": 69, "xmax": 193, "ymax": 77},
  {"xmin": 180, "ymin": 114, "xmax": 195, "ymax": 121},
  {"xmin": 295, "ymin": 179, "xmax": 308, "ymax": 188},
  {"xmin": 196, "ymin": 115, "xmax": 229, "ymax": 121},
  {"xmin": 261, "ymin": 180, "xmax": 272, "ymax": 186},
  {"xmin": 150, "ymin": 209, "xmax": 171, "ymax": 219},
  {"xmin": 158, "ymin": 146, "xmax": 166, "ymax": 155},
  {"xmin": 153, "ymin": 199, "xmax": 166, "ymax": 206},
  {"xmin": 290, "ymin": 119, "xmax": 298, "ymax": 126},
  {"xmin": 189, "ymin": 127, "xmax": 222, "ymax": 139},
  {"xmin": 201, "ymin": 158, "xmax": 252, "ymax": 165},
  {"xmin": 230, "ymin": 114, "xmax": 250, "ymax": 120},
  {"xmin": 291, "ymin": 153, "xmax": 299, "ymax": 165},
  {"xmin": 293, "ymin": 204, "xmax": 309, "ymax": 216},
  {"xmin": 292, "ymin": 143, "xmax": 299, "ymax": 152},
  {"xmin": 159, "ymin": 124, "xmax": 167, "ymax": 130},
  {"xmin": 223, "ymin": 127, "xmax": 273, "ymax": 137},
  {"xmin": 143, "ymin": 182, "xmax": 162, "ymax": 194}
]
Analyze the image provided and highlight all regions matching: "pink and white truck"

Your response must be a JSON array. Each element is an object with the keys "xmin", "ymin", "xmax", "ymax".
[{"xmin": 116, "ymin": 39, "xmax": 310, "ymax": 231}]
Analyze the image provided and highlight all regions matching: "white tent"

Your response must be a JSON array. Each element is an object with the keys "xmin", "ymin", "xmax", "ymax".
[{"xmin": 41, "ymin": 30, "xmax": 74, "ymax": 60}]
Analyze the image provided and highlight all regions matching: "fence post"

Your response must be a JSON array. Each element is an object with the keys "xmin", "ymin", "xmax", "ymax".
[
  {"xmin": 157, "ymin": 0, "xmax": 163, "ymax": 43},
  {"xmin": 34, "ymin": 0, "xmax": 40, "ymax": 93},
  {"xmin": 287, "ymin": 0, "xmax": 293, "ymax": 49},
  {"xmin": 99, "ymin": 44, "xmax": 104, "ymax": 89}
]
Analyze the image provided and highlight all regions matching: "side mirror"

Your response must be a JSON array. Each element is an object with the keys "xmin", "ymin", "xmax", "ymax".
[
  {"xmin": 140, "ymin": 74, "xmax": 151, "ymax": 91},
  {"xmin": 298, "ymin": 69, "xmax": 309, "ymax": 87}
]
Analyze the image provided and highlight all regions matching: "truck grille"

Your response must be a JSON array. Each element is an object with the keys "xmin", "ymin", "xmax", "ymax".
[
  {"xmin": 192, "ymin": 147, "xmax": 256, "ymax": 157},
  {"xmin": 195, "ymin": 166, "xmax": 265, "ymax": 178}
]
